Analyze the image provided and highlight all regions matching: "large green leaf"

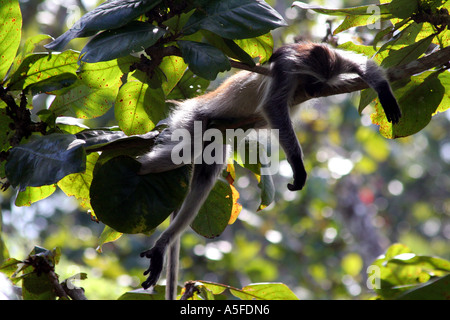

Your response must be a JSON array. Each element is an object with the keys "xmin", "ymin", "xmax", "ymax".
[
  {"xmin": 387, "ymin": 0, "xmax": 418, "ymax": 19},
  {"xmin": 90, "ymin": 156, "xmax": 190, "ymax": 234},
  {"xmin": 370, "ymin": 243, "xmax": 450, "ymax": 299},
  {"xmin": 183, "ymin": 0, "xmax": 286, "ymax": 40},
  {"xmin": 5, "ymin": 133, "xmax": 86, "ymax": 191},
  {"xmin": 380, "ymin": 35, "xmax": 434, "ymax": 68},
  {"xmin": 7, "ymin": 51, "xmax": 79, "ymax": 92},
  {"xmin": 0, "ymin": 0, "xmax": 22, "ymax": 82},
  {"xmin": 159, "ymin": 55, "xmax": 188, "ymax": 96},
  {"xmin": 114, "ymin": 80, "xmax": 166, "ymax": 135},
  {"xmin": 177, "ymin": 40, "xmax": 231, "ymax": 80},
  {"xmin": 49, "ymin": 82, "xmax": 117, "ymax": 119},
  {"xmin": 191, "ymin": 178, "xmax": 233, "ymax": 238},
  {"xmin": 396, "ymin": 274, "xmax": 450, "ymax": 300},
  {"xmin": 78, "ymin": 55, "xmax": 138, "ymax": 90},
  {"xmin": 45, "ymin": 0, "xmax": 162, "ymax": 51},
  {"xmin": 118, "ymin": 287, "xmax": 167, "ymax": 300},
  {"xmin": 167, "ymin": 69, "xmax": 210, "ymax": 100},
  {"xmin": 80, "ymin": 21, "xmax": 166, "ymax": 63},
  {"xmin": 292, "ymin": 1, "xmax": 392, "ymax": 16},
  {"xmin": 230, "ymin": 283, "xmax": 299, "ymax": 300},
  {"xmin": 373, "ymin": 72, "xmax": 445, "ymax": 138},
  {"xmin": 234, "ymin": 33, "xmax": 274, "ymax": 64},
  {"xmin": 15, "ymin": 185, "xmax": 57, "ymax": 207},
  {"xmin": 57, "ymin": 152, "xmax": 99, "ymax": 210},
  {"xmin": 202, "ymin": 31, "xmax": 255, "ymax": 66}
]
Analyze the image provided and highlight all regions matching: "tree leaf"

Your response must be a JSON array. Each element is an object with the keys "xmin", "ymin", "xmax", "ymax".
[
  {"xmin": 370, "ymin": 243, "xmax": 450, "ymax": 299},
  {"xmin": 78, "ymin": 55, "xmax": 138, "ymax": 90},
  {"xmin": 57, "ymin": 152, "xmax": 99, "ymax": 210},
  {"xmin": 380, "ymin": 35, "xmax": 434, "ymax": 68},
  {"xmin": 26, "ymin": 73, "xmax": 77, "ymax": 95},
  {"xmin": 387, "ymin": 0, "xmax": 418, "ymax": 19},
  {"xmin": 45, "ymin": 0, "xmax": 163, "ymax": 51},
  {"xmin": 80, "ymin": 22, "xmax": 166, "ymax": 63},
  {"xmin": 118, "ymin": 286, "xmax": 167, "ymax": 300},
  {"xmin": 292, "ymin": 1, "xmax": 392, "ymax": 16},
  {"xmin": 15, "ymin": 185, "xmax": 57, "ymax": 207},
  {"xmin": 183, "ymin": 0, "xmax": 286, "ymax": 40},
  {"xmin": 22, "ymin": 272, "xmax": 57, "ymax": 300},
  {"xmin": 49, "ymin": 82, "xmax": 117, "ymax": 119},
  {"xmin": 396, "ymin": 274, "xmax": 450, "ymax": 300},
  {"xmin": 0, "ymin": 108, "xmax": 14, "ymax": 152},
  {"xmin": 373, "ymin": 71, "xmax": 445, "ymax": 138},
  {"xmin": 234, "ymin": 33, "xmax": 274, "ymax": 64},
  {"xmin": 202, "ymin": 31, "xmax": 255, "ymax": 66},
  {"xmin": 96, "ymin": 226, "xmax": 123, "ymax": 253},
  {"xmin": 178, "ymin": 40, "xmax": 231, "ymax": 80},
  {"xmin": 230, "ymin": 283, "xmax": 299, "ymax": 300},
  {"xmin": 159, "ymin": 55, "xmax": 187, "ymax": 96},
  {"xmin": 0, "ymin": 0, "xmax": 22, "ymax": 82},
  {"xmin": 167, "ymin": 69, "xmax": 210, "ymax": 100},
  {"xmin": 114, "ymin": 80, "xmax": 166, "ymax": 135},
  {"xmin": 5, "ymin": 133, "xmax": 86, "ymax": 191},
  {"xmin": 90, "ymin": 156, "xmax": 190, "ymax": 234},
  {"xmin": 7, "ymin": 50, "xmax": 79, "ymax": 91},
  {"xmin": 191, "ymin": 178, "xmax": 233, "ymax": 238}
]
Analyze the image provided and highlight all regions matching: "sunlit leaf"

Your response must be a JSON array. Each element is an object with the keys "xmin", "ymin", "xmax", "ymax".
[
  {"xmin": 114, "ymin": 80, "xmax": 166, "ymax": 135},
  {"xmin": 15, "ymin": 185, "xmax": 57, "ymax": 207},
  {"xmin": 0, "ymin": 0, "xmax": 22, "ymax": 82},
  {"xmin": 230, "ymin": 283, "xmax": 299, "ymax": 300},
  {"xmin": 7, "ymin": 51, "xmax": 79, "ymax": 91},
  {"xmin": 96, "ymin": 226, "xmax": 123, "ymax": 253},
  {"xmin": 50, "ymin": 82, "xmax": 117, "ymax": 119},
  {"xmin": 58, "ymin": 152, "xmax": 99, "ymax": 210}
]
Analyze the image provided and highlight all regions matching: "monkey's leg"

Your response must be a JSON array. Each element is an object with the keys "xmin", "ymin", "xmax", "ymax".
[{"xmin": 140, "ymin": 145, "xmax": 227, "ymax": 291}]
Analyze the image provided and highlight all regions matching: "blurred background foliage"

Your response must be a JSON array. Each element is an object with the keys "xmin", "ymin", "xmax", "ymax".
[{"xmin": 1, "ymin": 0, "xmax": 449, "ymax": 299}]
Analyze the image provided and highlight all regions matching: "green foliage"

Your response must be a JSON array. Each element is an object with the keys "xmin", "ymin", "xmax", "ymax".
[
  {"xmin": 0, "ymin": 0, "xmax": 22, "ymax": 81},
  {"xmin": 0, "ymin": 0, "xmax": 449, "ymax": 300},
  {"xmin": 369, "ymin": 244, "xmax": 450, "ymax": 299}
]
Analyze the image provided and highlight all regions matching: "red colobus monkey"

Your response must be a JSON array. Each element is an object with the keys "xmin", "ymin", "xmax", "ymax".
[{"xmin": 138, "ymin": 42, "xmax": 401, "ymax": 298}]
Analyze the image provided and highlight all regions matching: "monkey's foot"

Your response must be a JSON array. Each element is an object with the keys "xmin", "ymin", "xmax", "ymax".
[{"xmin": 140, "ymin": 247, "xmax": 164, "ymax": 289}]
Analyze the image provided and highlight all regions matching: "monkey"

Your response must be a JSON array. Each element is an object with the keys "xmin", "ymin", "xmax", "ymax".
[{"xmin": 137, "ymin": 42, "xmax": 401, "ymax": 299}]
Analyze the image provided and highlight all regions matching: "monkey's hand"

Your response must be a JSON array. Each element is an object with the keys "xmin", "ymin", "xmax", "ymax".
[
  {"xmin": 140, "ymin": 246, "xmax": 165, "ymax": 289},
  {"xmin": 287, "ymin": 167, "xmax": 307, "ymax": 191}
]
